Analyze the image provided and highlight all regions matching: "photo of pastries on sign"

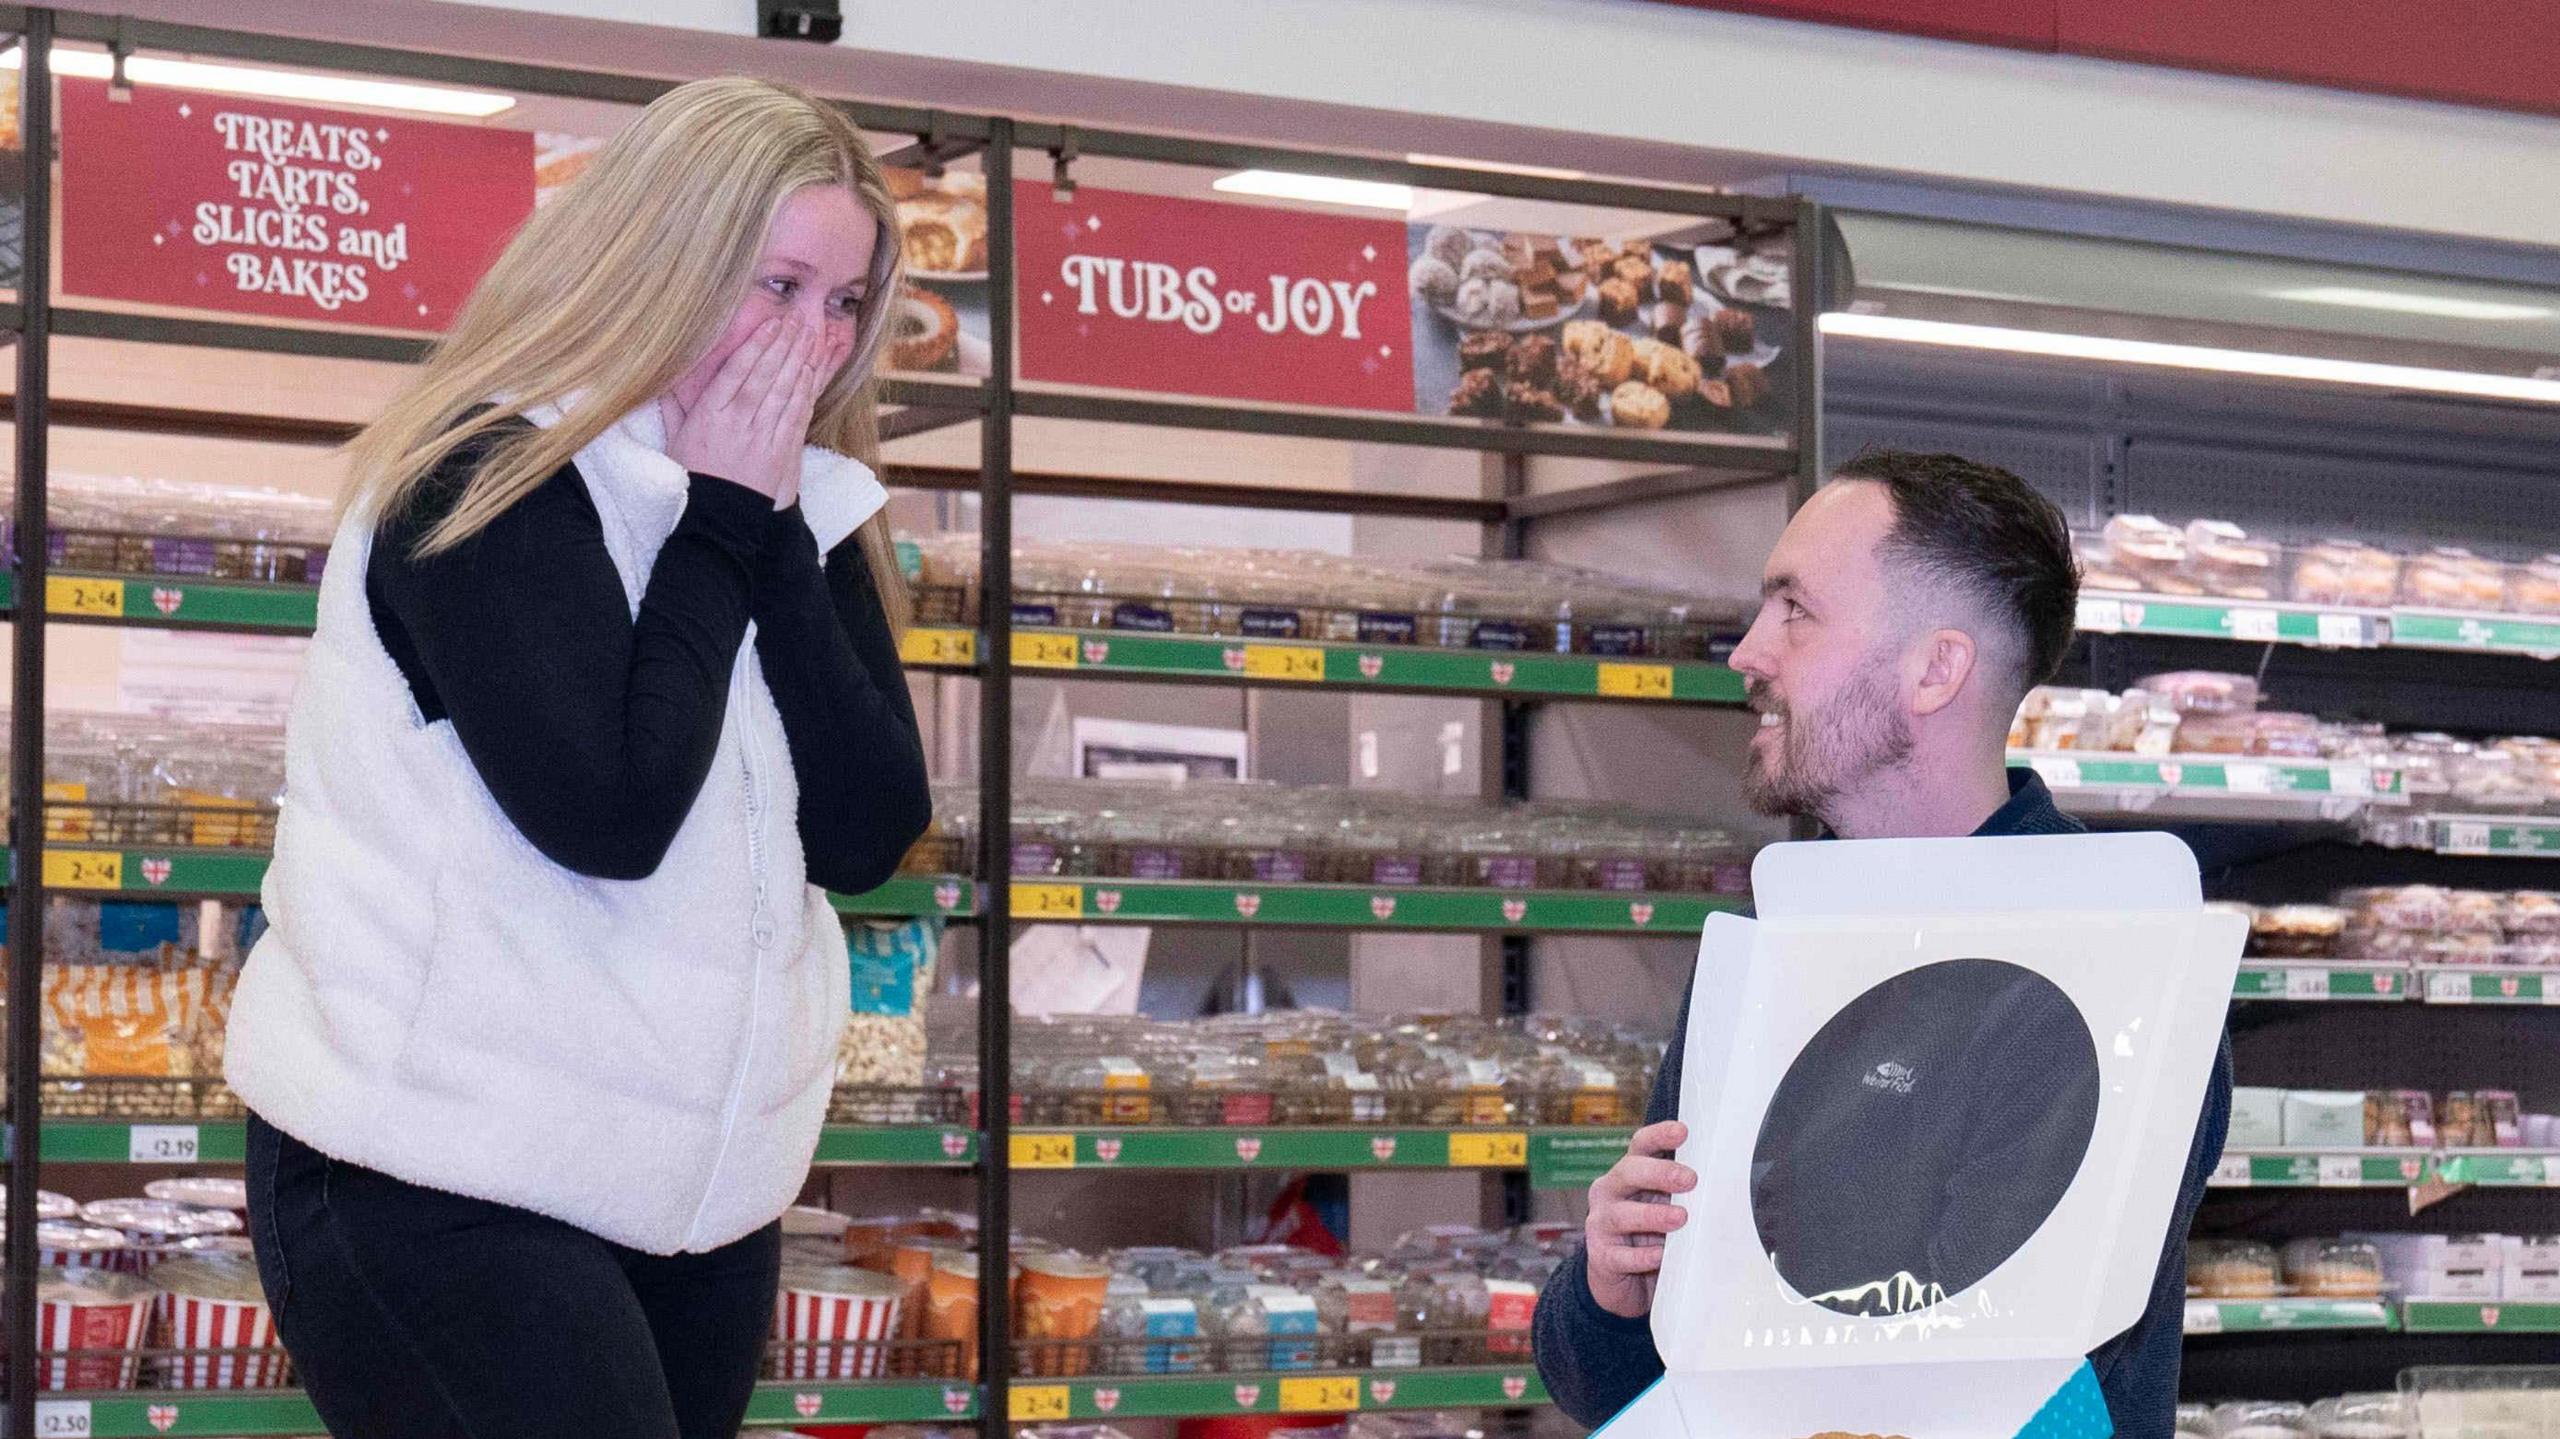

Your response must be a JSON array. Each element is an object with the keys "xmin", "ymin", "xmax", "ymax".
[
  {"xmin": 881, "ymin": 168, "xmax": 995, "ymax": 376},
  {"xmin": 1409, "ymin": 222, "xmax": 1790, "ymax": 434}
]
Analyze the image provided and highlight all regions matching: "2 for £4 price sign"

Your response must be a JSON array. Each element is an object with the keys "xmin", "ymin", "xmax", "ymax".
[
  {"xmin": 60, "ymin": 79, "xmax": 534, "ymax": 332},
  {"xmin": 1015, "ymin": 182, "xmax": 1415, "ymax": 413}
]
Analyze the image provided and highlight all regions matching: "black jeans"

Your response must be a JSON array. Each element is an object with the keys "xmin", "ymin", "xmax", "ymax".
[{"xmin": 245, "ymin": 1112, "xmax": 781, "ymax": 1439}]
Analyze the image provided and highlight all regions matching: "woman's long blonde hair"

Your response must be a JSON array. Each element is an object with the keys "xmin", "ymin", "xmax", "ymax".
[{"xmin": 344, "ymin": 76, "xmax": 911, "ymax": 632}]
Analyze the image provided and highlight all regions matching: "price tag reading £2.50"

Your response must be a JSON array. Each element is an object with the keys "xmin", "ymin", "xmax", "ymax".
[{"xmin": 33, "ymin": 1401, "xmax": 92, "ymax": 1438}]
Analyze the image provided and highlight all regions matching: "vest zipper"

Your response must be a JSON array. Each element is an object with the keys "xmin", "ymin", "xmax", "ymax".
[{"xmin": 684, "ymin": 642, "xmax": 774, "ymax": 1249}]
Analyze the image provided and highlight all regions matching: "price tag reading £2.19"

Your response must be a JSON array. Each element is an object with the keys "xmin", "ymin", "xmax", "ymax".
[{"xmin": 129, "ymin": 1125, "xmax": 201, "ymax": 1164}]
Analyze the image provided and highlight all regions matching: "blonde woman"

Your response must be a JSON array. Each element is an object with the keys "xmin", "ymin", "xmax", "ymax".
[{"xmin": 223, "ymin": 77, "xmax": 932, "ymax": 1438}]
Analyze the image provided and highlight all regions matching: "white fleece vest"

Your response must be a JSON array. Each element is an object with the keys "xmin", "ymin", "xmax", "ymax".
[{"xmin": 226, "ymin": 404, "xmax": 884, "ymax": 1255}]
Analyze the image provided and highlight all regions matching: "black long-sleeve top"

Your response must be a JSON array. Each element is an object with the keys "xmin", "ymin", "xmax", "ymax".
[{"xmin": 365, "ymin": 422, "xmax": 932, "ymax": 894}]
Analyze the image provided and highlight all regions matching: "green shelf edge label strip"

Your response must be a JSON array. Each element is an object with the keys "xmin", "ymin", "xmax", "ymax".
[
  {"xmin": 2078, "ymin": 592, "xmax": 2560, "ymax": 660},
  {"xmin": 8, "ymin": 855, "xmax": 1730, "ymax": 935},
  {"xmin": 1010, "ymin": 1128, "xmax": 1629, "ymax": 1187},
  {"xmin": 2400, "ymin": 1300, "xmax": 2560, "ymax": 1334},
  {"xmin": 38, "ymin": 1380, "xmax": 980, "ymax": 1437},
  {"xmin": 1008, "ymin": 1365, "xmax": 1546, "ymax": 1422},
  {"xmin": 2184, "ymin": 1299, "xmax": 2397, "ymax": 1335},
  {"xmin": 2232, "ymin": 967, "xmax": 2412, "ymax": 1001}
]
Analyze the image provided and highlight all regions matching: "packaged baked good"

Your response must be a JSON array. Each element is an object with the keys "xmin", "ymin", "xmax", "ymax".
[
  {"xmin": 2213, "ymin": 1403, "xmax": 2310, "ymax": 1439},
  {"xmin": 2340, "ymin": 885, "xmax": 2451, "ymax": 934},
  {"xmin": 2402, "ymin": 547, "xmax": 2507, "ymax": 610},
  {"xmin": 2136, "ymin": 671, "xmax": 2260, "ymax": 717},
  {"xmin": 2178, "ymin": 1405, "xmax": 2221, "ymax": 1439},
  {"xmin": 2282, "ymin": 1237, "xmax": 2384, "ymax": 1298},
  {"xmin": 2513, "ymin": 554, "xmax": 2560, "ymax": 616},
  {"xmin": 2443, "ymin": 890, "xmax": 2509, "ymax": 935},
  {"xmin": 2250, "ymin": 905, "xmax": 2346, "ymax": 959},
  {"xmin": 2306, "ymin": 1394, "xmax": 2410, "ymax": 1439},
  {"xmin": 2365, "ymin": 1091, "xmax": 2413, "ymax": 1149},
  {"xmin": 1608, "ymin": 382, "xmax": 1670, "ymax": 430},
  {"xmin": 2184, "ymin": 520, "xmax": 2282, "ymax": 600},
  {"xmin": 2449, "ymin": 748, "xmax": 2549, "ymax": 811},
  {"xmin": 2507, "ymin": 892, "xmax": 2560, "ymax": 936},
  {"xmin": 2187, "ymin": 1239, "xmax": 2279, "ymax": 1298},
  {"xmin": 2438, "ymin": 1092, "xmax": 2488, "ymax": 1149},
  {"xmin": 2477, "ymin": 1089, "xmax": 2524, "ymax": 1146},
  {"xmin": 2290, "ymin": 540, "xmax": 2401, "ymax": 608},
  {"xmin": 2102, "ymin": 515, "xmax": 2186, "ymax": 588}
]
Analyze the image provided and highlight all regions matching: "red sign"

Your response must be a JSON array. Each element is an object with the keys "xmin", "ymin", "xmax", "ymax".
[
  {"xmin": 60, "ymin": 79, "xmax": 534, "ymax": 332},
  {"xmin": 1015, "ymin": 182, "xmax": 1414, "ymax": 413}
]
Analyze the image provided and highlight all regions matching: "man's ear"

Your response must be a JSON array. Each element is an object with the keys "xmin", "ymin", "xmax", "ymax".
[{"xmin": 1911, "ymin": 627, "xmax": 1979, "ymax": 718}]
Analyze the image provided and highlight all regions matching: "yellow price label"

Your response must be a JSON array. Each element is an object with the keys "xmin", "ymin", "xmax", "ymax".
[
  {"xmin": 1448, "ymin": 1131, "xmax": 1529, "ymax": 1167},
  {"xmin": 1242, "ymin": 644, "xmax": 1326, "ymax": 682},
  {"xmin": 1280, "ymin": 1377, "xmax": 1361, "ymax": 1414},
  {"xmin": 46, "ymin": 575, "xmax": 126, "ymax": 618},
  {"xmin": 1596, "ymin": 662, "xmax": 1675, "ymax": 700},
  {"xmin": 1011, "ymin": 882, "xmax": 1085, "ymax": 920},
  {"xmin": 1010, "ymin": 1133, "xmax": 1078, "ymax": 1169},
  {"xmin": 899, "ymin": 627, "xmax": 978, "ymax": 667},
  {"xmin": 1012, "ymin": 632, "xmax": 1081, "ymax": 669},
  {"xmin": 1009, "ymin": 1386, "xmax": 1073, "ymax": 1422},
  {"xmin": 42, "ymin": 849, "xmax": 125, "ymax": 890}
]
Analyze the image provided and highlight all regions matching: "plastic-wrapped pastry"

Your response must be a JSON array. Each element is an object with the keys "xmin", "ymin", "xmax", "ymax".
[
  {"xmin": 2449, "ymin": 748, "xmax": 2549, "ymax": 811},
  {"xmin": 2290, "ymin": 540, "xmax": 2401, "ymax": 608},
  {"xmin": 2507, "ymin": 891, "xmax": 2560, "ymax": 936},
  {"xmin": 2282, "ymin": 1237, "xmax": 2384, "ymax": 1298},
  {"xmin": 2135, "ymin": 671, "xmax": 2259, "ymax": 716},
  {"xmin": 2306, "ymin": 1394, "xmax": 2411, "ymax": 1439},
  {"xmin": 2341, "ymin": 884, "xmax": 2452, "ymax": 933},
  {"xmin": 2401, "ymin": 547, "xmax": 2507, "ymax": 610},
  {"xmin": 2184, "ymin": 520, "xmax": 2282, "ymax": 601},
  {"xmin": 2250, "ymin": 905, "xmax": 2346, "ymax": 959},
  {"xmin": 2187, "ymin": 1239, "xmax": 2280, "ymax": 1298},
  {"xmin": 2102, "ymin": 515, "xmax": 2187, "ymax": 587},
  {"xmin": 2514, "ymin": 555, "xmax": 2560, "ymax": 616},
  {"xmin": 2213, "ymin": 1402, "xmax": 2311, "ymax": 1439},
  {"xmin": 2442, "ymin": 889, "xmax": 2508, "ymax": 935}
]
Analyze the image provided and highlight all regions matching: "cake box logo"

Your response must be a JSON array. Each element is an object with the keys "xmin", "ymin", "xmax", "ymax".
[{"xmin": 1862, "ymin": 1061, "xmax": 1919, "ymax": 1096}]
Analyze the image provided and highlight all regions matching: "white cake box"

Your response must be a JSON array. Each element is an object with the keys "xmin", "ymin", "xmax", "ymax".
[
  {"xmin": 2347, "ymin": 1232, "xmax": 2502, "ymax": 1300},
  {"xmin": 1596, "ymin": 834, "xmax": 2240, "ymax": 1439}
]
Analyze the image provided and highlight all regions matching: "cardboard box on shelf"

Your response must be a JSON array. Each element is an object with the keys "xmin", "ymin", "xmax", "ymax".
[
  {"xmin": 2281, "ymin": 1091, "xmax": 2367, "ymax": 1149},
  {"xmin": 1600, "ymin": 833, "xmax": 2240, "ymax": 1439},
  {"xmin": 2504, "ymin": 1237, "xmax": 2560, "ymax": 1301},
  {"xmin": 2226, "ymin": 1088, "xmax": 2285, "ymax": 1149}
]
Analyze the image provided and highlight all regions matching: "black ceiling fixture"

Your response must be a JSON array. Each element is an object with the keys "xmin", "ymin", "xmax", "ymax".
[{"xmin": 758, "ymin": 0, "xmax": 843, "ymax": 43}]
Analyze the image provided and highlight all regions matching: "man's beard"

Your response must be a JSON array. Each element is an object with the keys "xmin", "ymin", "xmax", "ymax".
[{"xmin": 1744, "ymin": 652, "xmax": 1915, "ymax": 825}]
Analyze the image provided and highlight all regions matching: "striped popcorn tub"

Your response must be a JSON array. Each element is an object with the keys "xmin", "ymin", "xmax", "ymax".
[
  {"xmin": 774, "ymin": 1264, "xmax": 904, "ymax": 1380},
  {"xmin": 149, "ymin": 1254, "xmax": 287, "ymax": 1389},
  {"xmin": 35, "ymin": 1268, "xmax": 155, "ymax": 1389}
]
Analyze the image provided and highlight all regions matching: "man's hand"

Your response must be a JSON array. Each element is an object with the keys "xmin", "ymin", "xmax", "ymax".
[{"xmin": 1584, "ymin": 1119, "xmax": 1695, "ymax": 1319}]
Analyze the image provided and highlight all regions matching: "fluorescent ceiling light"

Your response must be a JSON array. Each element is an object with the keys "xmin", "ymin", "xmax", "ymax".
[
  {"xmin": 1820, "ymin": 311, "xmax": 2560, "ymax": 405},
  {"xmin": 2270, "ymin": 285, "xmax": 2550, "ymax": 322},
  {"xmin": 1405, "ymin": 152, "xmax": 1586, "ymax": 181},
  {"xmin": 0, "ymin": 46, "xmax": 517, "ymax": 117},
  {"xmin": 1213, "ymin": 169, "xmax": 1413, "ymax": 212}
]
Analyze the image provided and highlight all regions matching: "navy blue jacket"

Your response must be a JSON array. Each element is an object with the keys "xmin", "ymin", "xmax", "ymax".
[{"xmin": 1531, "ymin": 770, "xmax": 2235, "ymax": 1439}]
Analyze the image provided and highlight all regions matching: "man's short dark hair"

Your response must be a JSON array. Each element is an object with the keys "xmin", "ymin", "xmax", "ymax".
[{"xmin": 1833, "ymin": 448, "xmax": 2080, "ymax": 695}]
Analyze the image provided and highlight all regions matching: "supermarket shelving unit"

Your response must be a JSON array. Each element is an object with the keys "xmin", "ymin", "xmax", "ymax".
[
  {"xmin": 1826, "ymin": 280, "xmax": 2560, "ymax": 1402},
  {"xmin": 0, "ymin": 10, "xmax": 1821, "ymax": 1436}
]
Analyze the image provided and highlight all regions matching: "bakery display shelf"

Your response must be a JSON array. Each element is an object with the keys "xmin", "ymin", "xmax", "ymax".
[
  {"xmin": 2233, "ymin": 964, "xmax": 2415, "ymax": 1003},
  {"xmin": 2398, "ymin": 814, "xmax": 2560, "ymax": 859},
  {"xmin": 2390, "ymin": 609, "xmax": 2560, "ymax": 661},
  {"xmin": 19, "ymin": 1118, "xmax": 977, "ymax": 1168},
  {"xmin": 2017, "ymin": 750, "xmax": 2404, "ymax": 826},
  {"xmin": 2182, "ymin": 1298, "xmax": 2398, "ymax": 1335},
  {"xmin": 833, "ymin": 874, "xmax": 984, "ymax": 918},
  {"xmin": 2399, "ymin": 1299, "xmax": 2560, "ymax": 1334},
  {"xmin": 0, "ymin": 570, "xmax": 320, "ymax": 632},
  {"xmin": 4, "ymin": 847, "xmax": 976, "ymax": 920},
  {"xmin": 1003, "ymin": 1365, "xmax": 1547, "ymax": 1422},
  {"xmin": 31, "ymin": 1379, "xmax": 980, "ymax": 1437},
  {"xmin": 2432, "ymin": 1150, "xmax": 2560, "ymax": 1187},
  {"xmin": 2078, "ymin": 593, "xmax": 2384, "ymax": 650},
  {"xmin": 2420, "ymin": 967, "xmax": 2560, "ymax": 1006},
  {"xmin": 899, "ymin": 625, "xmax": 1750, "ymax": 706},
  {"xmin": 2073, "ymin": 592, "xmax": 2560, "ymax": 661},
  {"xmin": 2208, "ymin": 1149, "xmax": 2433, "ymax": 1189},
  {"xmin": 1006, "ymin": 1126, "xmax": 1630, "ymax": 1188},
  {"xmin": 1002, "ymin": 878, "xmax": 1740, "ymax": 933}
]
